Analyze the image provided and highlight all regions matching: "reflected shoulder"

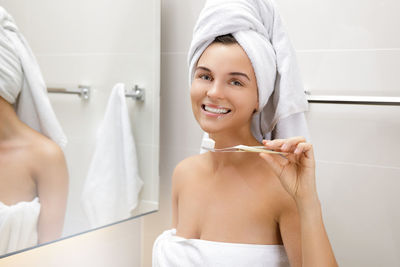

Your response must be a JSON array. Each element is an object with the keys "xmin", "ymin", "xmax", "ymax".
[
  {"xmin": 30, "ymin": 134, "xmax": 68, "ymax": 183},
  {"xmin": 21, "ymin": 125, "xmax": 65, "ymax": 163},
  {"xmin": 34, "ymin": 136, "xmax": 65, "ymax": 163}
]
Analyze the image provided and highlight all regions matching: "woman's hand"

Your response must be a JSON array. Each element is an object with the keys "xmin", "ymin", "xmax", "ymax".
[{"xmin": 259, "ymin": 136, "xmax": 318, "ymax": 204}]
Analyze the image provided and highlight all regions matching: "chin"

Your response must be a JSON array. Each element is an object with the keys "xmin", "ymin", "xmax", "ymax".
[
  {"xmin": 198, "ymin": 122, "xmax": 223, "ymax": 134},
  {"xmin": 199, "ymin": 122, "xmax": 237, "ymax": 136}
]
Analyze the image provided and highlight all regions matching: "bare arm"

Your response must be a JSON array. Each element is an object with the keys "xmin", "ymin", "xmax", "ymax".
[
  {"xmin": 296, "ymin": 198, "xmax": 337, "ymax": 267},
  {"xmin": 260, "ymin": 137, "xmax": 338, "ymax": 267},
  {"xmin": 278, "ymin": 194, "xmax": 337, "ymax": 267},
  {"xmin": 35, "ymin": 143, "xmax": 69, "ymax": 244},
  {"xmin": 277, "ymin": 195, "xmax": 302, "ymax": 267},
  {"xmin": 171, "ymin": 168, "xmax": 179, "ymax": 229},
  {"xmin": 171, "ymin": 157, "xmax": 198, "ymax": 229},
  {"xmin": 171, "ymin": 160, "xmax": 187, "ymax": 229}
]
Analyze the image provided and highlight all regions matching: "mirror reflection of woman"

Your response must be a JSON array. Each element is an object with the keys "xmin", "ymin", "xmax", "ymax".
[
  {"xmin": 153, "ymin": 1, "xmax": 338, "ymax": 266},
  {"xmin": 0, "ymin": 7, "xmax": 68, "ymax": 255}
]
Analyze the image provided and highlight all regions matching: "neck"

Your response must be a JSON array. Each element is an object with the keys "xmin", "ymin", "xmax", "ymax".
[
  {"xmin": 208, "ymin": 126, "xmax": 261, "ymax": 168},
  {"xmin": 0, "ymin": 97, "xmax": 23, "ymax": 140}
]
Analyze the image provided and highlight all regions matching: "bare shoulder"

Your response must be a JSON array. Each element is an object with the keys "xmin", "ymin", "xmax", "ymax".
[
  {"xmin": 172, "ymin": 153, "xmax": 208, "ymax": 191},
  {"xmin": 27, "ymin": 132, "xmax": 68, "ymax": 182},
  {"xmin": 174, "ymin": 153, "xmax": 207, "ymax": 175},
  {"xmin": 33, "ymin": 135, "xmax": 65, "ymax": 163}
]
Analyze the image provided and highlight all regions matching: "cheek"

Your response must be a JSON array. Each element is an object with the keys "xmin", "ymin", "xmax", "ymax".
[
  {"xmin": 237, "ymin": 91, "xmax": 258, "ymax": 111},
  {"xmin": 190, "ymin": 84, "xmax": 202, "ymax": 116},
  {"xmin": 190, "ymin": 82, "xmax": 204, "ymax": 104}
]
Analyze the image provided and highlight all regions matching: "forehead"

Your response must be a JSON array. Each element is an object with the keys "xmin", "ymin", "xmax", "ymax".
[{"xmin": 197, "ymin": 43, "xmax": 255, "ymax": 75}]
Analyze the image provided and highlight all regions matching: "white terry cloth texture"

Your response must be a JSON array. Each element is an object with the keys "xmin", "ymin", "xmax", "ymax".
[
  {"xmin": 0, "ymin": 197, "xmax": 41, "ymax": 255},
  {"xmin": 188, "ymin": 0, "xmax": 310, "ymax": 145},
  {"xmin": 0, "ymin": 7, "xmax": 67, "ymax": 148},
  {"xmin": 81, "ymin": 83, "xmax": 143, "ymax": 228},
  {"xmin": 152, "ymin": 228, "xmax": 290, "ymax": 267}
]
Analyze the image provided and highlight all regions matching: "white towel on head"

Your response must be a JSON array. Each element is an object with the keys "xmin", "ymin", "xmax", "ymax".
[
  {"xmin": 188, "ymin": 0, "xmax": 309, "ymax": 143},
  {"xmin": 81, "ymin": 83, "xmax": 143, "ymax": 228},
  {"xmin": 0, "ymin": 6, "xmax": 67, "ymax": 147}
]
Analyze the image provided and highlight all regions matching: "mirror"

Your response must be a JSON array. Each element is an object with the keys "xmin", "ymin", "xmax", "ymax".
[{"xmin": 0, "ymin": 0, "xmax": 160, "ymax": 258}]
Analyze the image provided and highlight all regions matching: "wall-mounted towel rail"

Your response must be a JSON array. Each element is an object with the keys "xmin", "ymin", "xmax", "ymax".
[
  {"xmin": 305, "ymin": 91, "xmax": 400, "ymax": 106},
  {"xmin": 47, "ymin": 85, "xmax": 90, "ymax": 100},
  {"xmin": 125, "ymin": 85, "xmax": 145, "ymax": 102},
  {"xmin": 47, "ymin": 84, "xmax": 145, "ymax": 102}
]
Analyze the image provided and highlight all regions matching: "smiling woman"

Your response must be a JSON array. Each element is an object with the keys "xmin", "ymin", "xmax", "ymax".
[
  {"xmin": 153, "ymin": 33, "xmax": 338, "ymax": 267},
  {"xmin": 191, "ymin": 38, "xmax": 259, "ymax": 137},
  {"xmin": 152, "ymin": 0, "xmax": 338, "ymax": 266}
]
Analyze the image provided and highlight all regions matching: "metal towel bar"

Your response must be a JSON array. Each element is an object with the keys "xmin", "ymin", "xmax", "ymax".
[
  {"xmin": 47, "ymin": 85, "xmax": 90, "ymax": 100},
  {"xmin": 305, "ymin": 91, "xmax": 400, "ymax": 106},
  {"xmin": 125, "ymin": 85, "xmax": 145, "ymax": 101},
  {"xmin": 47, "ymin": 84, "xmax": 145, "ymax": 102}
]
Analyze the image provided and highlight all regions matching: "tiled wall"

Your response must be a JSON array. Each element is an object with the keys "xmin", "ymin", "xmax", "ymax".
[{"xmin": 143, "ymin": 0, "xmax": 400, "ymax": 266}]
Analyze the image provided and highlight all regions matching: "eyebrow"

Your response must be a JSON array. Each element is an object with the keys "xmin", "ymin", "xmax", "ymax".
[{"xmin": 195, "ymin": 66, "xmax": 250, "ymax": 81}]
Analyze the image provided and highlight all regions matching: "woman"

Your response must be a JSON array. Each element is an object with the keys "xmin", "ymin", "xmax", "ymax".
[
  {"xmin": 0, "ymin": 7, "xmax": 68, "ymax": 254},
  {"xmin": 0, "ymin": 96, "xmax": 68, "ymax": 253},
  {"xmin": 153, "ymin": 0, "xmax": 338, "ymax": 266}
]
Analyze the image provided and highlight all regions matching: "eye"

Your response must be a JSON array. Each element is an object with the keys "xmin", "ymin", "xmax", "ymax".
[
  {"xmin": 230, "ymin": 80, "xmax": 243, "ymax": 86},
  {"xmin": 200, "ymin": 74, "xmax": 212, "ymax": 81}
]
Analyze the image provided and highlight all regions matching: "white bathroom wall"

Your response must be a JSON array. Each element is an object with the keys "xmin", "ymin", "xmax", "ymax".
[
  {"xmin": 278, "ymin": 1, "xmax": 400, "ymax": 265},
  {"xmin": 142, "ymin": 0, "xmax": 400, "ymax": 266},
  {"xmin": 0, "ymin": 0, "xmax": 159, "ymax": 266}
]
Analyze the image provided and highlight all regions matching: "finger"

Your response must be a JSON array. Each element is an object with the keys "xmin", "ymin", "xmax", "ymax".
[
  {"xmin": 294, "ymin": 142, "xmax": 315, "ymax": 167},
  {"xmin": 262, "ymin": 139, "xmax": 285, "ymax": 150},
  {"xmin": 280, "ymin": 136, "xmax": 307, "ymax": 152},
  {"xmin": 263, "ymin": 137, "xmax": 307, "ymax": 153},
  {"xmin": 294, "ymin": 142, "xmax": 306, "ymax": 155},
  {"xmin": 285, "ymin": 152, "xmax": 298, "ymax": 164},
  {"xmin": 259, "ymin": 152, "xmax": 289, "ymax": 176},
  {"xmin": 300, "ymin": 143, "xmax": 315, "ymax": 166}
]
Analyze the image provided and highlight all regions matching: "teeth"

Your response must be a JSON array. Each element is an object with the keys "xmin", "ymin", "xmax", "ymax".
[{"xmin": 204, "ymin": 105, "xmax": 229, "ymax": 114}]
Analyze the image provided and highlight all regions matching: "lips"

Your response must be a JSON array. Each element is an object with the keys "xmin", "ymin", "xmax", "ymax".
[{"xmin": 201, "ymin": 104, "xmax": 231, "ymax": 114}]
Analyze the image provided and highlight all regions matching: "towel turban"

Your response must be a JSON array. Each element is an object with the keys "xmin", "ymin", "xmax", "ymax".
[{"xmin": 0, "ymin": 7, "xmax": 67, "ymax": 147}]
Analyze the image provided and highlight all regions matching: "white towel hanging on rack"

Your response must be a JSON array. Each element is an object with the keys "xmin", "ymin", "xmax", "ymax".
[{"xmin": 81, "ymin": 83, "xmax": 143, "ymax": 228}]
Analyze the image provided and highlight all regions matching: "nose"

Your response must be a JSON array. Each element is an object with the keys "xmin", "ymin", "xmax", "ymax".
[{"xmin": 206, "ymin": 80, "xmax": 225, "ymax": 99}]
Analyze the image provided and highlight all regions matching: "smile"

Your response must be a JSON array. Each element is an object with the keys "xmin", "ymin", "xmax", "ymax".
[{"xmin": 201, "ymin": 104, "xmax": 231, "ymax": 114}]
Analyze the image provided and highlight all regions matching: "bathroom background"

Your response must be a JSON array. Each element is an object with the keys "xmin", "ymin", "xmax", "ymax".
[
  {"xmin": 1, "ymin": 0, "xmax": 400, "ymax": 266},
  {"xmin": 0, "ymin": 0, "xmax": 160, "ymax": 264}
]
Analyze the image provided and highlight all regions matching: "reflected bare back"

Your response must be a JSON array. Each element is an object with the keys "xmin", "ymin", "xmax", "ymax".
[
  {"xmin": 0, "ymin": 96, "xmax": 69, "ymax": 244},
  {"xmin": 0, "ymin": 137, "xmax": 38, "ymax": 205}
]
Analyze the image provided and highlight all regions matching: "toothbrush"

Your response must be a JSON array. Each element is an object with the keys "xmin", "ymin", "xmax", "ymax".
[{"xmin": 201, "ymin": 138, "xmax": 288, "ymax": 156}]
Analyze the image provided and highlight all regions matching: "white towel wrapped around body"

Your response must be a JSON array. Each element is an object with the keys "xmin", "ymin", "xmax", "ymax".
[
  {"xmin": 0, "ymin": 197, "xmax": 41, "ymax": 255},
  {"xmin": 188, "ymin": 0, "xmax": 310, "ymax": 143},
  {"xmin": 81, "ymin": 83, "xmax": 143, "ymax": 228},
  {"xmin": 0, "ymin": 6, "xmax": 67, "ymax": 147},
  {"xmin": 152, "ymin": 228, "xmax": 290, "ymax": 267}
]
